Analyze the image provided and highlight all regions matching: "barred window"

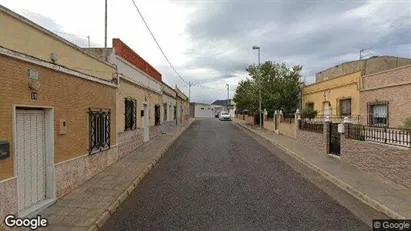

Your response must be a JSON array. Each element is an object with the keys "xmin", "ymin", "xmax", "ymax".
[
  {"xmin": 124, "ymin": 98, "xmax": 137, "ymax": 131},
  {"xmin": 340, "ymin": 99, "xmax": 351, "ymax": 116},
  {"xmin": 88, "ymin": 108, "xmax": 110, "ymax": 154},
  {"xmin": 155, "ymin": 104, "xmax": 161, "ymax": 126}
]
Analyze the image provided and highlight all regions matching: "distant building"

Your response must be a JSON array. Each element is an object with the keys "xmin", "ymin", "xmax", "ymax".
[
  {"xmin": 190, "ymin": 103, "xmax": 214, "ymax": 118},
  {"xmin": 211, "ymin": 99, "xmax": 236, "ymax": 117}
]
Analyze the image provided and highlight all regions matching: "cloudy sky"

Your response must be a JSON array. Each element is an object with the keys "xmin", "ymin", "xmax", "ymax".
[{"xmin": 1, "ymin": 0, "xmax": 410, "ymax": 104}]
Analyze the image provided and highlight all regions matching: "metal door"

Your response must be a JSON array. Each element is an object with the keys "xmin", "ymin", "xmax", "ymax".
[
  {"xmin": 329, "ymin": 123, "xmax": 341, "ymax": 155},
  {"xmin": 16, "ymin": 110, "xmax": 46, "ymax": 211}
]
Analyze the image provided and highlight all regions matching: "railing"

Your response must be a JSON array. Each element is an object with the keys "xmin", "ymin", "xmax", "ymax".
[
  {"xmin": 310, "ymin": 115, "xmax": 361, "ymax": 124},
  {"xmin": 299, "ymin": 120, "xmax": 323, "ymax": 133},
  {"xmin": 281, "ymin": 117, "xmax": 295, "ymax": 124},
  {"xmin": 345, "ymin": 124, "xmax": 411, "ymax": 148}
]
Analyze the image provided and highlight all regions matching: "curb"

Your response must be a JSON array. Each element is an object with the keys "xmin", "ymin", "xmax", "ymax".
[
  {"xmin": 89, "ymin": 120, "xmax": 195, "ymax": 230},
  {"xmin": 232, "ymin": 120, "xmax": 406, "ymax": 220}
]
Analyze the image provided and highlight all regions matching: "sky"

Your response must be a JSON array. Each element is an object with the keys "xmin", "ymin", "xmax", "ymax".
[{"xmin": 1, "ymin": 0, "xmax": 410, "ymax": 104}]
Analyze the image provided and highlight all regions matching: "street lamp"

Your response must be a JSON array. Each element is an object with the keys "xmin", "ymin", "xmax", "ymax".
[
  {"xmin": 252, "ymin": 46, "xmax": 262, "ymax": 129},
  {"xmin": 226, "ymin": 84, "xmax": 229, "ymax": 111}
]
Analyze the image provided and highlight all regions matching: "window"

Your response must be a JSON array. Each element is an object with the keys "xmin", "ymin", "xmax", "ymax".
[
  {"xmin": 88, "ymin": 108, "xmax": 110, "ymax": 154},
  {"xmin": 174, "ymin": 105, "xmax": 177, "ymax": 120},
  {"xmin": 306, "ymin": 103, "xmax": 314, "ymax": 110},
  {"xmin": 155, "ymin": 105, "xmax": 160, "ymax": 126},
  {"xmin": 339, "ymin": 99, "xmax": 351, "ymax": 116},
  {"xmin": 208, "ymin": 108, "xmax": 210, "ymax": 110},
  {"xmin": 163, "ymin": 103, "xmax": 167, "ymax": 121},
  {"xmin": 368, "ymin": 102, "xmax": 388, "ymax": 127},
  {"xmin": 201, "ymin": 107, "xmax": 204, "ymax": 110},
  {"xmin": 124, "ymin": 98, "xmax": 137, "ymax": 131}
]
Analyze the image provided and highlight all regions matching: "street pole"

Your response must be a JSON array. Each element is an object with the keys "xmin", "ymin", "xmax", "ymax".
[
  {"xmin": 104, "ymin": 0, "xmax": 108, "ymax": 48},
  {"xmin": 258, "ymin": 49, "xmax": 262, "ymax": 129},
  {"xmin": 226, "ymin": 84, "xmax": 229, "ymax": 111},
  {"xmin": 188, "ymin": 82, "xmax": 191, "ymax": 103},
  {"xmin": 252, "ymin": 46, "xmax": 262, "ymax": 129}
]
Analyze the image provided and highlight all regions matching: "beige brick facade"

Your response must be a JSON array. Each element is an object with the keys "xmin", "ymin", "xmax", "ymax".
[
  {"xmin": 296, "ymin": 129, "xmax": 326, "ymax": 155},
  {"xmin": 0, "ymin": 54, "xmax": 117, "ymax": 180},
  {"xmin": 341, "ymin": 136, "xmax": 411, "ymax": 189},
  {"xmin": 360, "ymin": 64, "xmax": 411, "ymax": 128}
]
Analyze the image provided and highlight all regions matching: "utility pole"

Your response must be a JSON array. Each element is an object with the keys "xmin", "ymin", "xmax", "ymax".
[
  {"xmin": 226, "ymin": 84, "xmax": 229, "ymax": 111},
  {"xmin": 87, "ymin": 36, "xmax": 90, "ymax": 48},
  {"xmin": 104, "ymin": 0, "xmax": 108, "ymax": 48},
  {"xmin": 252, "ymin": 46, "xmax": 262, "ymax": 129},
  {"xmin": 188, "ymin": 82, "xmax": 192, "ymax": 103}
]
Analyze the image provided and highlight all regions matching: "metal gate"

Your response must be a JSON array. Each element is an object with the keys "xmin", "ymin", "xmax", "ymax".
[{"xmin": 329, "ymin": 123, "xmax": 341, "ymax": 155}]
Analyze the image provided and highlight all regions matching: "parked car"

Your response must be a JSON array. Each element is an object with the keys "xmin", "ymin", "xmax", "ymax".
[{"xmin": 219, "ymin": 111, "xmax": 231, "ymax": 121}]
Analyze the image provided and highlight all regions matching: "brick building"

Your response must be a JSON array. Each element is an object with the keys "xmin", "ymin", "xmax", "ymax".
[
  {"xmin": 84, "ymin": 38, "xmax": 164, "ymax": 158},
  {"xmin": 359, "ymin": 64, "xmax": 411, "ymax": 128},
  {"xmin": 0, "ymin": 6, "xmax": 118, "ymax": 218}
]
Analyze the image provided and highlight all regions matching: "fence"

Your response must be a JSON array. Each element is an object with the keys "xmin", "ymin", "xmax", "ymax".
[
  {"xmin": 298, "ymin": 120, "xmax": 323, "ymax": 133},
  {"xmin": 345, "ymin": 124, "xmax": 411, "ymax": 148},
  {"xmin": 303, "ymin": 115, "xmax": 361, "ymax": 124},
  {"xmin": 281, "ymin": 115, "xmax": 295, "ymax": 124}
]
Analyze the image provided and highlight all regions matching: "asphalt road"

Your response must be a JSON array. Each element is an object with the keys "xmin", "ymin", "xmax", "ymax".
[{"xmin": 102, "ymin": 118, "xmax": 382, "ymax": 231}]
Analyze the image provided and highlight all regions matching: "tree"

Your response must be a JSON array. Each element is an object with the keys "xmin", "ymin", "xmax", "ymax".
[
  {"xmin": 234, "ymin": 61, "xmax": 302, "ymax": 116},
  {"xmin": 301, "ymin": 108, "xmax": 318, "ymax": 119}
]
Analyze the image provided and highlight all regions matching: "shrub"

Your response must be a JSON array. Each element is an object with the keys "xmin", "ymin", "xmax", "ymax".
[
  {"xmin": 301, "ymin": 108, "xmax": 318, "ymax": 119},
  {"xmin": 401, "ymin": 117, "xmax": 411, "ymax": 130}
]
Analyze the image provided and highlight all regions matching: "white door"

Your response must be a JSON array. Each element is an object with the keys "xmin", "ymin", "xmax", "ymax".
[
  {"xmin": 16, "ymin": 110, "xmax": 46, "ymax": 212},
  {"xmin": 143, "ymin": 104, "xmax": 149, "ymax": 142}
]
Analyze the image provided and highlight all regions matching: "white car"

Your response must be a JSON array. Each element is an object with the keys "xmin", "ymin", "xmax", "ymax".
[{"xmin": 219, "ymin": 111, "xmax": 231, "ymax": 121}]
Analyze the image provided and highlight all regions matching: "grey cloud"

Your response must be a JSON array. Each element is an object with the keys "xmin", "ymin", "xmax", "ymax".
[
  {"xmin": 20, "ymin": 10, "xmax": 100, "ymax": 48},
  {"xmin": 177, "ymin": 0, "xmax": 410, "ymax": 103}
]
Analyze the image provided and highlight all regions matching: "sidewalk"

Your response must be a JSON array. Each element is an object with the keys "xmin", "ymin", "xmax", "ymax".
[
  {"xmin": 17, "ymin": 119, "xmax": 194, "ymax": 231},
  {"xmin": 233, "ymin": 119, "xmax": 411, "ymax": 219}
]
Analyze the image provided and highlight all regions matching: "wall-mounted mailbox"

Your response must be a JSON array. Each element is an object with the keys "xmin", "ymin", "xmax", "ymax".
[
  {"xmin": 141, "ymin": 110, "xmax": 144, "ymax": 117},
  {"xmin": 59, "ymin": 119, "xmax": 68, "ymax": 135},
  {"xmin": 338, "ymin": 123, "xmax": 344, "ymax": 134},
  {"xmin": 0, "ymin": 141, "xmax": 10, "ymax": 160}
]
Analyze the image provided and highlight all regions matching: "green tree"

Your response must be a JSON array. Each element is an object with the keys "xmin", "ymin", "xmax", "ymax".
[{"xmin": 234, "ymin": 61, "xmax": 302, "ymax": 116}]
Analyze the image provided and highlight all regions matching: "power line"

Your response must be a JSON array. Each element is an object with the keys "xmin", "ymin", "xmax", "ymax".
[
  {"xmin": 192, "ymin": 83, "xmax": 225, "ymax": 91},
  {"xmin": 131, "ymin": 0, "xmax": 187, "ymax": 84}
]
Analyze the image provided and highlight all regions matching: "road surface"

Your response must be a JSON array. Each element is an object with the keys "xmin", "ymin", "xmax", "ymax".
[{"xmin": 102, "ymin": 118, "xmax": 385, "ymax": 231}]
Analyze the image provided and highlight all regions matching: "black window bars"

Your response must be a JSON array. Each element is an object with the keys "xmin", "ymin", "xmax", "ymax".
[{"xmin": 88, "ymin": 108, "xmax": 111, "ymax": 154}]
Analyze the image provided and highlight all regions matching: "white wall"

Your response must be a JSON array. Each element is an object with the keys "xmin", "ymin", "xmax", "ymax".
[
  {"xmin": 111, "ymin": 54, "xmax": 162, "ymax": 94},
  {"xmin": 195, "ymin": 104, "xmax": 214, "ymax": 117}
]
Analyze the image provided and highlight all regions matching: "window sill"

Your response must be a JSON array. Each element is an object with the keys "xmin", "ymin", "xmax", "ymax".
[{"xmin": 89, "ymin": 147, "xmax": 110, "ymax": 155}]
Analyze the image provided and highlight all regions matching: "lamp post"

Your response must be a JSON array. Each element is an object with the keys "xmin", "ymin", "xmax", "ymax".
[
  {"xmin": 252, "ymin": 46, "xmax": 262, "ymax": 129},
  {"xmin": 226, "ymin": 84, "xmax": 229, "ymax": 111}
]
